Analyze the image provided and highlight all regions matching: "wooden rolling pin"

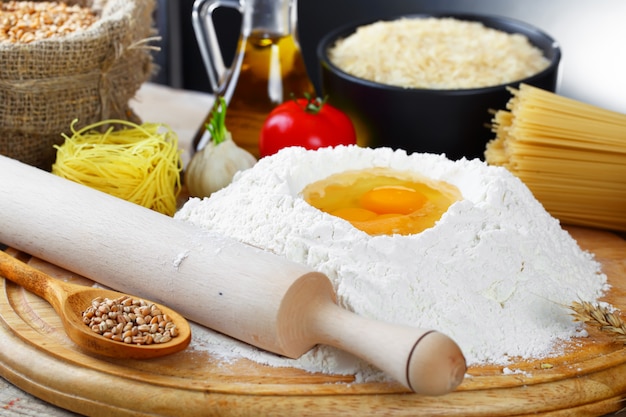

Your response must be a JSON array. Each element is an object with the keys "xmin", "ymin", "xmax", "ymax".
[{"xmin": 0, "ymin": 155, "xmax": 466, "ymax": 395}]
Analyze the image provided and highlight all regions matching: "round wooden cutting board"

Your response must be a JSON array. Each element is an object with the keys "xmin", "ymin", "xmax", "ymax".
[{"xmin": 1, "ymin": 226, "xmax": 626, "ymax": 417}]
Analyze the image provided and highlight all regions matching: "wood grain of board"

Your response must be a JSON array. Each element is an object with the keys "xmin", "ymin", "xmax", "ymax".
[{"xmin": 1, "ymin": 226, "xmax": 626, "ymax": 416}]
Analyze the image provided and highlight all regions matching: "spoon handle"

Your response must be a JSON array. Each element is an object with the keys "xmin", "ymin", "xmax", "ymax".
[{"xmin": 0, "ymin": 250, "xmax": 63, "ymax": 309}]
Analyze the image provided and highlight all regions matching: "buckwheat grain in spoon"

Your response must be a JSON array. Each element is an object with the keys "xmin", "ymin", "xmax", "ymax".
[{"xmin": 0, "ymin": 250, "xmax": 191, "ymax": 359}]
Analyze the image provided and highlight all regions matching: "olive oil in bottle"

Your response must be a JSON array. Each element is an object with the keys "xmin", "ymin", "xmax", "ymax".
[
  {"xmin": 192, "ymin": 0, "xmax": 314, "ymax": 158},
  {"xmin": 222, "ymin": 31, "xmax": 315, "ymax": 157}
]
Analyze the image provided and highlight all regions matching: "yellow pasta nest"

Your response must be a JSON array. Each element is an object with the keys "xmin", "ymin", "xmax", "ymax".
[{"xmin": 52, "ymin": 119, "xmax": 183, "ymax": 216}]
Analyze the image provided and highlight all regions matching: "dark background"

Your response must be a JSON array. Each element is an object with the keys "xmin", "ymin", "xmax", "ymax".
[{"xmin": 153, "ymin": 0, "xmax": 626, "ymax": 113}]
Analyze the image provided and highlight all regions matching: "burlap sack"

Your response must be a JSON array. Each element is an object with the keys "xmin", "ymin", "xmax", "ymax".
[{"xmin": 0, "ymin": 0, "xmax": 157, "ymax": 169}]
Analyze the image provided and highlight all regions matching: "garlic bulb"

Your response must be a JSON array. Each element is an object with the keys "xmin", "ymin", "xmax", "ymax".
[
  {"xmin": 184, "ymin": 97, "xmax": 257, "ymax": 198},
  {"xmin": 185, "ymin": 132, "xmax": 256, "ymax": 198}
]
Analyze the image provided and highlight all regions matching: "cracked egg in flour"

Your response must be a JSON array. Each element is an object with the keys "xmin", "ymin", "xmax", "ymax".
[
  {"xmin": 302, "ymin": 167, "xmax": 461, "ymax": 236},
  {"xmin": 176, "ymin": 145, "xmax": 607, "ymax": 375}
]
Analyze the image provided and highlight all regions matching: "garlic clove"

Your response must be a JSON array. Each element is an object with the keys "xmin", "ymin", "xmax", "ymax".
[{"xmin": 185, "ymin": 133, "xmax": 257, "ymax": 198}]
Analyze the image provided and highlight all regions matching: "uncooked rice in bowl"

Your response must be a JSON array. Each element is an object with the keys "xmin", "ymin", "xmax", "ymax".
[{"xmin": 328, "ymin": 17, "xmax": 550, "ymax": 90}]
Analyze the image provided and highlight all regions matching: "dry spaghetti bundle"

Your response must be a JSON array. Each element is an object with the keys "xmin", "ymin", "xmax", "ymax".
[
  {"xmin": 52, "ymin": 120, "xmax": 182, "ymax": 216},
  {"xmin": 486, "ymin": 84, "xmax": 626, "ymax": 232}
]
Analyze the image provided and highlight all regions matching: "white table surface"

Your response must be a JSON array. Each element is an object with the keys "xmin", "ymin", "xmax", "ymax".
[{"xmin": 129, "ymin": 82, "xmax": 215, "ymax": 165}]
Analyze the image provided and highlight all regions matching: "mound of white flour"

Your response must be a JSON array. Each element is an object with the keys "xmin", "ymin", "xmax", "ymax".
[{"xmin": 175, "ymin": 146, "xmax": 608, "ymax": 380}]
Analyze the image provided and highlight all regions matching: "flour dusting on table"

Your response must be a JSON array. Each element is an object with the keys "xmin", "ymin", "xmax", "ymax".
[{"xmin": 175, "ymin": 146, "xmax": 608, "ymax": 381}]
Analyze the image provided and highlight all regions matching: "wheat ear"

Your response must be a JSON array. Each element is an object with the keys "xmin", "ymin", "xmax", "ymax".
[{"xmin": 570, "ymin": 300, "xmax": 626, "ymax": 344}]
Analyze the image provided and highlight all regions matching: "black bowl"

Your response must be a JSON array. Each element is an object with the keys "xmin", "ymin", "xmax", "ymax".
[{"xmin": 317, "ymin": 13, "xmax": 561, "ymax": 160}]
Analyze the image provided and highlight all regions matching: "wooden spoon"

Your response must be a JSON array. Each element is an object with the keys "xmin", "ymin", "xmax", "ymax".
[{"xmin": 0, "ymin": 249, "xmax": 191, "ymax": 359}]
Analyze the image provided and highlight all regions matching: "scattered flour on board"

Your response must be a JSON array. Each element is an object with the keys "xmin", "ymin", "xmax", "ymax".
[{"xmin": 174, "ymin": 145, "xmax": 609, "ymax": 382}]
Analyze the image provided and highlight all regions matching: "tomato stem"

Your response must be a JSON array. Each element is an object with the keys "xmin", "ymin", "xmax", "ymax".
[{"xmin": 291, "ymin": 93, "xmax": 328, "ymax": 115}]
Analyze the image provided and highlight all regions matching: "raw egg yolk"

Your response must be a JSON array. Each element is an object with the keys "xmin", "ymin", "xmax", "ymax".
[
  {"xmin": 360, "ymin": 186, "xmax": 427, "ymax": 215},
  {"xmin": 302, "ymin": 168, "xmax": 462, "ymax": 236}
]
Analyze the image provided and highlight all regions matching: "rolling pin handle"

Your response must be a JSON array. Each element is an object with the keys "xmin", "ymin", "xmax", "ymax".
[{"xmin": 306, "ymin": 297, "xmax": 467, "ymax": 395}]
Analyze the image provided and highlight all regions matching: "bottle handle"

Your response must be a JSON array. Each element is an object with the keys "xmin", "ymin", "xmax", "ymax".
[{"xmin": 192, "ymin": 0, "xmax": 244, "ymax": 93}]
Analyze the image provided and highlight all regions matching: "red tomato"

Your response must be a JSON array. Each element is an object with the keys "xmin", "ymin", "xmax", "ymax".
[{"xmin": 259, "ymin": 96, "xmax": 357, "ymax": 157}]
